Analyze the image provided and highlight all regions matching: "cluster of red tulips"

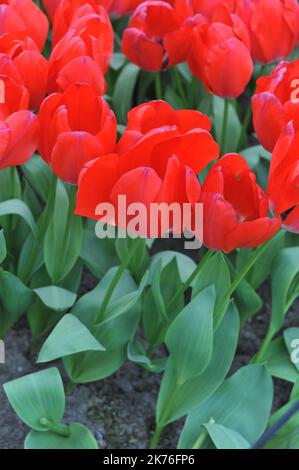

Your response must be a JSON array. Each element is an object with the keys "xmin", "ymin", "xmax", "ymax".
[{"xmin": 1, "ymin": 0, "xmax": 299, "ymax": 254}]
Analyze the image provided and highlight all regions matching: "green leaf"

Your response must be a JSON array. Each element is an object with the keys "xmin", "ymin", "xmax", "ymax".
[
  {"xmin": 0, "ymin": 230, "xmax": 6, "ymax": 263},
  {"xmin": 37, "ymin": 314, "xmax": 105, "ymax": 363},
  {"xmin": 165, "ymin": 286, "xmax": 215, "ymax": 383},
  {"xmin": 271, "ymin": 247, "xmax": 299, "ymax": 336},
  {"xmin": 283, "ymin": 328, "xmax": 299, "ymax": 372},
  {"xmin": 0, "ymin": 270, "xmax": 33, "ymax": 336},
  {"xmin": 80, "ymin": 227, "xmax": 118, "ymax": 279},
  {"xmin": 213, "ymin": 97, "xmax": 241, "ymax": 153},
  {"xmin": 264, "ymin": 337, "xmax": 299, "ymax": 383},
  {"xmin": 113, "ymin": 63, "xmax": 140, "ymax": 122},
  {"xmin": 33, "ymin": 286, "xmax": 76, "ymax": 311},
  {"xmin": 241, "ymin": 145, "xmax": 271, "ymax": 170},
  {"xmin": 156, "ymin": 303, "xmax": 239, "ymax": 426},
  {"xmin": 25, "ymin": 423, "xmax": 98, "ymax": 449},
  {"xmin": 22, "ymin": 155, "xmax": 52, "ymax": 203},
  {"xmin": 110, "ymin": 52, "xmax": 126, "ymax": 71},
  {"xmin": 149, "ymin": 251, "xmax": 197, "ymax": 285},
  {"xmin": 179, "ymin": 365, "xmax": 273, "ymax": 448},
  {"xmin": 127, "ymin": 340, "xmax": 167, "ymax": 373},
  {"xmin": 44, "ymin": 183, "xmax": 82, "ymax": 282},
  {"xmin": 204, "ymin": 423, "xmax": 250, "ymax": 449},
  {"xmin": 3, "ymin": 368, "xmax": 65, "ymax": 431},
  {"xmin": 0, "ymin": 199, "xmax": 37, "ymax": 236}
]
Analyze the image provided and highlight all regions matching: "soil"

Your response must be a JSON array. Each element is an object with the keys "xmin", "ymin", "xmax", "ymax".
[{"xmin": 1, "ymin": 258, "xmax": 299, "ymax": 450}]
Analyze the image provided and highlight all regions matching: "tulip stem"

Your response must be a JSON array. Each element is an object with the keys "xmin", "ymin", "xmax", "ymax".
[
  {"xmin": 214, "ymin": 237, "xmax": 275, "ymax": 328},
  {"xmin": 96, "ymin": 237, "xmax": 142, "ymax": 324},
  {"xmin": 155, "ymin": 73, "xmax": 162, "ymax": 100},
  {"xmin": 173, "ymin": 66, "xmax": 187, "ymax": 105},
  {"xmin": 166, "ymin": 249, "xmax": 214, "ymax": 313},
  {"xmin": 220, "ymin": 98, "xmax": 229, "ymax": 155},
  {"xmin": 252, "ymin": 329, "xmax": 273, "ymax": 364},
  {"xmin": 150, "ymin": 426, "xmax": 164, "ymax": 449},
  {"xmin": 237, "ymin": 105, "xmax": 252, "ymax": 151}
]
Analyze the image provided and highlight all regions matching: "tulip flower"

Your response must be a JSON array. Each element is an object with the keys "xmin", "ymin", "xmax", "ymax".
[
  {"xmin": 0, "ymin": 0, "xmax": 49, "ymax": 51},
  {"xmin": 47, "ymin": 11, "xmax": 113, "ymax": 94},
  {"xmin": 236, "ymin": 0, "xmax": 299, "ymax": 64},
  {"xmin": 121, "ymin": 1, "xmax": 192, "ymax": 72},
  {"xmin": 111, "ymin": 0, "xmax": 174, "ymax": 17},
  {"xmin": 174, "ymin": 0, "xmax": 236, "ymax": 19},
  {"xmin": 75, "ymin": 100, "xmax": 219, "ymax": 238},
  {"xmin": 200, "ymin": 154, "xmax": 281, "ymax": 252},
  {"xmin": 267, "ymin": 122, "xmax": 299, "ymax": 233},
  {"xmin": 38, "ymin": 83, "xmax": 117, "ymax": 184},
  {"xmin": 0, "ymin": 66, "xmax": 39, "ymax": 169},
  {"xmin": 0, "ymin": 33, "xmax": 48, "ymax": 110},
  {"xmin": 52, "ymin": 0, "xmax": 113, "ymax": 47},
  {"xmin": 42, "ymin": 0, "xmax": 62, "ymax": 22},
  {"xmin": 188, "ymin": 8, "xmax": 253, "ymax": 98},
  {"xmin": 252, "ymin": 60, "xmax": 299, "ymax": 152}
]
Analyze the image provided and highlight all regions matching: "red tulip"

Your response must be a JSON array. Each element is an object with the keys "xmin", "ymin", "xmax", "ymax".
[
  {"xmin": 121, "ymin": 1, "xmax": 192, "ymax": 72},
  {"xmin": 0, "ymin": 61, "xmax": 39, "ymax": 169},
  {"xmin": 0, "ymin": 33, "xmax": 48, "ymax": 110},
  {"xmin": 252, "ymin": 60, "xmax": 299, "ymax": 152},
  {"xmin": 174, "ymin": 0, "xmax": 237, "ymax": 19},
  {"xmin": 43, "ymin": 0, "xmax": 62, "ymax": 23},
  {"xmin": 75, "ymin": 100, "xmax": 219, "ymax": 237},
  {"xmin": 0, "ymin": 0, "xmax": 49, "ymax": 51},
  {"xmin": 236, "ymin": 0, "xmax": 299, "ymax": 64},
  {"xmin": 52, "ymin": 0, "xmax": 113, "ymax": 47},
  {"xmin": 188, "ymin": 7, "xmax": 253, "ymax": 98},
  {"xmin": 48, "ymin": 11, "xmax": 113, "ymax": 93},
  {"xmin": 267, "ymin": 122, "xmax": 299, "ymax": 233},
  {"xmin": 110, "ymin": 0, "xmax": 174, "ymax": 17},
  {"xmin": 200, "ymin": 154, "xmax": 281, "ymax": 252},
  {"xmin": 38, "ymin": 83, "xmax": 117, "ymax": 184}
]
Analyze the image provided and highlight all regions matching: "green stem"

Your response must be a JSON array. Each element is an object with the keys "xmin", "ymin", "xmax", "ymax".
[
  {"xmin": 150, "ymin": 426, "xmax": 164, "ymax": 449},
  {"xmin": 192, "ymin": 418, "xmax": 215, "ymax": 449},
  {"xmin": 155, "ymin": 73, "xmax": 162, "ymax": 100},
  {"xmin": 66, "ymin": 380, "xmax": 76, "ymax": 396},
  {"xmin": 21, "ymin": 173, "xmax": 57, "ymax": 284},
  {"xmin": 173, "ymin": 67, "xmax": 187, "ymax": 105},
  {"xmin": 220, "ymin": 99, "xmax": 229, "ymax": 155},
  {"xmin": 252, "ymin": 329, "xmax": 273, "ymax": 364},
  {"xmin": 166, "ymin": 249, "xmax": 214, "ymax": 313},
  {"xmin": 6, "ymin": 167, "xmax": 16, "ymax": 254},
  {"xmin": 237, "ymin": 105, "xmax": 252, "ymax": 152},
  {"xmin": 96, "ymin": 238, "xmax": 142, "ymax": 323},
  {"xmin": 40, "ymin": 418, "xmax": 70, "ymax": 437},
  {"xmin": 214, "ymin": 237, "xmax": 274, "ymax": 328}
]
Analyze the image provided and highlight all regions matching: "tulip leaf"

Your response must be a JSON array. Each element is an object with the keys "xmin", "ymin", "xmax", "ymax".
[
  {"xmin": 113, "ymin": 63, "xmax": 140, "ymax": 122},
  {"xmin": 179, "ymin": 365, "xmax": 273, "ymax": 448},
  {"xmin": 149, "ymin": 250, "xmax": 197, "ymax": 285},
  {"xmin": 127, "ymin": 339, "xmax": 167, "ymax": 373},
  {"xmin": 33, "ymin": 286, "xmax": 76, "ymax": 311},
  {"xmin": 156, "ymin": 303, "xmax": 239, "ymax": 426},
  {"xmin": 3, "ymin": 368, "xmax": 65, "ymax": 432},
  {"xmin": 213, "ymin": 97, "xmax": 241, "ymax": 153},
  {"xmin": 80, "ymin": 227, "xmax": 118, "ymax": 279},
  {"xmin": 0, "ymin": 230, "xmax": 6, "ymax": 264},
  {"xmin": 37, "ymin": 314, "xmax": 105, "ymax": 363},
  {"xmin": 25, "ymin": 423, "xmax": 98, "ymax": 449},
  {"xmin": 203, "ymin": 423, "xmax": 250, "ymax": 449},
  {"xmin": 264, "ymin": 337, "xmax": 299, "ymax": 383},
  {"xmin": 22, "ymin": 155, "xmax": 52, "ymax": 203},
  {"xmin": 165, "ymin": 286, "xmax": 215, "ymax": 384},
  {"xmin": 0, "ymin": 199, "xmax": 37, "ymax": 236}
]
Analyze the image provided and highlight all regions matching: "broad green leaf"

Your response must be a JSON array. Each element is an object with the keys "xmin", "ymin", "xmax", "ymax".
[
  {"xmin": 0, "ymin": 199, "xmax": 37, "ymax": 236},
  {"xmin": 80, "ymin": 227, "xmax": 118, "ymax": 279},
  {"xmin": 213, "ymin": 97, "xmax": 241, "ymax": 154},
  {"xmin": 264, "ymin": 398, "xmax": 299, "ymax": 449},
  {"xmin": 0, "ymin": 230, "xmax": 6, "ymax": 263},
  {"xmin": 33, "ymin": 286, "xmax": 76, "ymax": 311},
  {"xmin": 22, "ymin": 155, "xmax": 52, "ymax": 203},
  {"xmin": 241, "ymin": 145, "xmax": 271, "ymax": 170},
  {"xmin": 156, "ymin": 303, "xmax": 239, "ymax": 426},
  {"xmin": 25, "ymin": 423, "xmax": 98, "ymax": 449},
  {"xmin": 3, "ymin": 368, "xmax": 65, "ymax": 431},
  {"xmin": 283, "ymin": 328, "xmax": 299, "ymax": 372},
  {"xmin": 179, "ymin": 365, "xmax": 273, "ymax": 448},
  {"xmin": 271, "ymin": 247, "xmax": 299, "ymax": 336},
  {"xmin": 127, "ymin": 340, "xmax": 167, "ymax": 373},
  {"xmin": 44, "ymin": 183, "xmax": 82, "ymax": 282},
  {"xmin": 113, "ymin": 63, "xmax": 140, "ymax": 122},
  {"xmin": 0, "ymin": 270, "xmax": 33, "ymax": 336},
  {"xmin": 264, "ymin": 337, "xmax": 299, "ymax": 383},
  {"xmin": 27, "ymin": 297, "xmax": 64, "ymax": 339},
  {"xmin": 37, "ymin": 314, "xmax": 105, "ymax": 363},
  {"xmin": 110, "ymin": 52, "xmax": 126, "ymax": 71},
  {"xmin": 149, "ymin": 251, "xmax": 197, "ymax": 285},
  {"xmin": 165, "ymin": 286, "xmax": 215, "ymax": 383},
  {"xmin": 204, "ymin": 423, "xmax": 250, "ymax": 449}
]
